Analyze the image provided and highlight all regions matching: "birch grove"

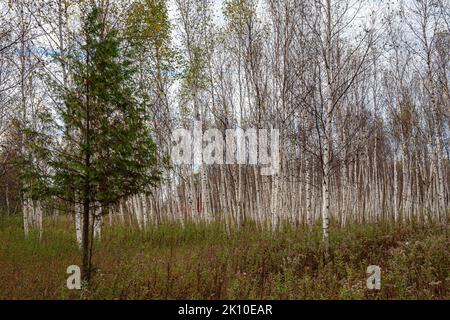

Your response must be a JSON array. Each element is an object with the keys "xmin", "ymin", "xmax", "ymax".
[{"xmin": 0, "ymin": 0, "xmax": 449, "ymax": 247}]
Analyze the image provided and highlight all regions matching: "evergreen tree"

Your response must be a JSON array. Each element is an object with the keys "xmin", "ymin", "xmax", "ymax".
[{"xmin": 22, "ymin": 4, "xmax": 161, "ymax": 282}]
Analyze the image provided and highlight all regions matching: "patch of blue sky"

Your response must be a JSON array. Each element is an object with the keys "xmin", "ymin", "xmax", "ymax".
[{"xmin": 15, "ymin": 47, "xmax": 59, "ymax": 58}]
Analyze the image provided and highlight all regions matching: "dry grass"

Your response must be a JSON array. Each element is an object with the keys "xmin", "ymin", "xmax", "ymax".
[{"xmin": 0, "ymin": 216, "xmax": 449, "ymax": 299}]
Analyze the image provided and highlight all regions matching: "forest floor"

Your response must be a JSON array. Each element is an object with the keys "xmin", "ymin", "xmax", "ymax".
[{"xmin": 0, "ymin": 216, "xmax": 449, "ymax": 299}]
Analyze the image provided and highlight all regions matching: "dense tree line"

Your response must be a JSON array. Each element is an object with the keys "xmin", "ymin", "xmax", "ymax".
[{"xmin": 0, "ymin": 0, "xmax": 449, "ymax": 273}]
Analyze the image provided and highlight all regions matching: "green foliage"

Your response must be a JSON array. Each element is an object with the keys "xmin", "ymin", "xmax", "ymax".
[
  {"xmin": 125, "ymin": 0, "xmax": 178, "ymax": 85},
  {"xmin": 125, "ymin": 0, "xmax": 171, "ymax": 50},
  {"xmin": 21, "ymin": 5, "xmax": 161, "ymax": 207},
  {"xmin": 176, "ymin": 0, "xmax": 215, "ymax": 114},
  {"xmin": 223, "ymin": 0, "xmax": 258, "ymax": 35}
]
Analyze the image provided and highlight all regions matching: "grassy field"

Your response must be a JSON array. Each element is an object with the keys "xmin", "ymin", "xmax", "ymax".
[{"xmin": 0, "ymin": 216, "xmax": 449, "ymax": 300}]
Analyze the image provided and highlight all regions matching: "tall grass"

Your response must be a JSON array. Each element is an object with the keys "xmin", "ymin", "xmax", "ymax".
[{"xmin": 0, "ymin": 216, "xmax": 449, "ymax": 299}]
